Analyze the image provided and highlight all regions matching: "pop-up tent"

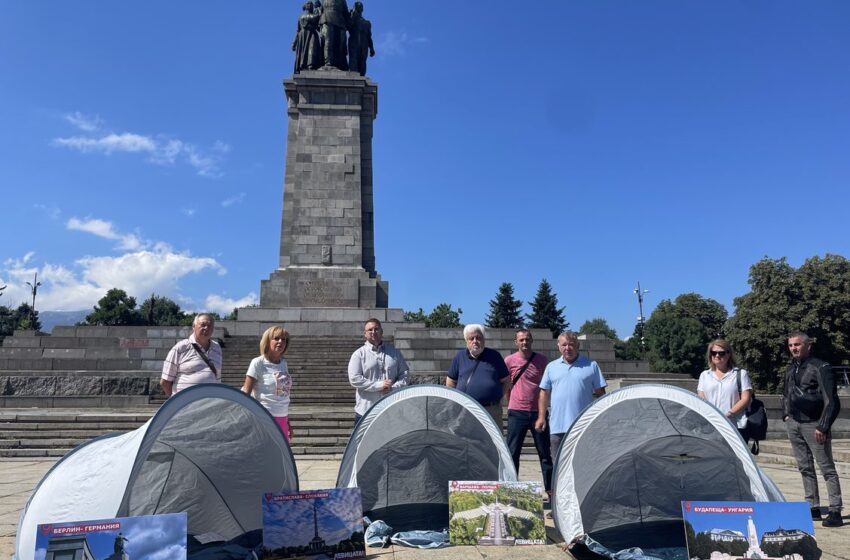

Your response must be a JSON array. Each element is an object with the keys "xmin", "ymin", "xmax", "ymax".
[
  {"xmin": 337, "ymin": 385, "xmax": 517, "ymax": 532},
  {"xmin": 16, "ymin": 384, "xmax": 299, "ymax": 560},
  {"xmin": 552, "ymin": 384, "xmax": 784, "ymax": 553}
]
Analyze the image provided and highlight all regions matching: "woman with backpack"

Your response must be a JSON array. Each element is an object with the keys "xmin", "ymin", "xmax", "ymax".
[{"xmin": 697, "ymin": 339, "xmax": 752, "ymax": 440}]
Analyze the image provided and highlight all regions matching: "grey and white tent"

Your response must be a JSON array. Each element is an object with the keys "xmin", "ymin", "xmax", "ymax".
[
  {"xmin": 552, "ymin": 384, "xmax": 784, "ymax": 552},
  {"xmin": 16, "ymin": 384, "xmax": 298, "ymax": 560},
  {"xmin": 337, "ymin": 385, "xmax": 516, "ymax": 532}
]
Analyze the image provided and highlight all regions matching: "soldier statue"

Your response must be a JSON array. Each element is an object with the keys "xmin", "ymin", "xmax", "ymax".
[
  {"xmin": 292, "ymin": 2, "xmax": 323, "ymax": 73},
  {"xmin": 113, "ymin": 533, "xmax": 129, "ymax": 555},
  {"xmin": 347, "ymin": 2, "xmax": 375, "ymax": 76},
  {"xmin": 319, "ymin": 0, "xmax": 351, "ymax": 70}
]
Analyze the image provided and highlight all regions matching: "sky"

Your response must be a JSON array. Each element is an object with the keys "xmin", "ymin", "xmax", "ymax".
[
  {"xmin": 263, "ymin": 489, "xmax": 361, "ymax": 547},
  {"xmin": 35, "ymin": 513, "xmax": 186, "ymax": 560},
  {"xmin": 2, "ymin": 1, "xmax": 849, "ymax": 338},
  {"xmin": 683, "ymin": 501, "xmax": 813, "ymax": 539}
]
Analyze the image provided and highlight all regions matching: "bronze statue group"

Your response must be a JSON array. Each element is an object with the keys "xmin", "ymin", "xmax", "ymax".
[{"xmin": 292, "ymin": 0, "xmax": 375, "ymax": 76}]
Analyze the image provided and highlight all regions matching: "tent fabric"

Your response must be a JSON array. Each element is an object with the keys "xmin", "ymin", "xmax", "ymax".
[
  {"xmin": 552, "ymin": 384, "xmax": 784, "ymax": 550},
  {"xmin": 16, "ymin": 385, "xmax": 298, "ymax": 560},
  {"xmin": 337, "ymin": 385, "xmax": 517, "ymax": 532}
]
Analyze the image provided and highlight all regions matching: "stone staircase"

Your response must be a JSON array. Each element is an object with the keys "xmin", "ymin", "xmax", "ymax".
[
  {"xmin": 5, "ymin": 327, "xmax": 848, "ymax": 460},
  {"xmin": 0, "ymin": 405, "xmax": 356, "ymax": 459}
]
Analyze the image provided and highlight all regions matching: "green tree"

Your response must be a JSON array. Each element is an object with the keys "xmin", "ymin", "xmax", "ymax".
[
  {"xmin": 615, "ymin": 323, "xmax": 645, "ymax": 360},
  {"xmin": 579, "ymin": 317, "xmax": 617, "ymax": 339},
  {"xmin": 485, "ymin": 282, "xmax": 524, "ymax": 329},
  {"xmin": 643, "ymin": 293, "xmax": 728, "ymax": 375},
  {"xmin": 403, "ymin": 308, "xmax": 429, "ymax": 324},
  {"xmin": 526, "ymin": 279, "xmax": 567, "ymax": 337},
  {"xmin": 138, "ymin": 294, "xmax": 186, "ymax": 326},
  {"xmin": 403, "ymin": 303, "xmax": 463, "ymax": 328},
  {"xmin": 727, "ymin": 254, "xmax": 850, "ymax": 391},
  {"xmin": 428, "ymin": 303, "xmax": 463, "ymax": 328},
  {"xmin": 0, "ymin": 306, "xmax": 16, "ymax": 338},
  {"xmin": 84, "ymin": 288, "xmax": 143, "ymax": 326},
  {"xmin": 661, "ymin": 293, "xmax": 728, "ymax": 340},
  {"xmin": 13, "ymin": 303, "xmax": 42, "ymax": 332}
]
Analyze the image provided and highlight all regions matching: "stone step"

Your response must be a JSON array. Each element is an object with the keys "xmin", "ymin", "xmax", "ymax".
[{"xmin": 756, "ymin": 452, "xmax": 850, "ymax": 477}]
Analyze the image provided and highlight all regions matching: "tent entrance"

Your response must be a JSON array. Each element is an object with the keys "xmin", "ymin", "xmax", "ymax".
[{"xmin": 359, "ymin": 429, "xmax": 499, "ymax": 531}]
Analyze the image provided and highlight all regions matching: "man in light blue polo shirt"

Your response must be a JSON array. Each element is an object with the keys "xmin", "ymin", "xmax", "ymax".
[{"xmin": 535, "ymin": 331, "xmax": 606, "ymax": 454}]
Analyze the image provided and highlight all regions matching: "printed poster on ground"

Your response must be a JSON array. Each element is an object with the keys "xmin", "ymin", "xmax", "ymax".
[
  {"xmin": 36, "ymin": 512, "xmax": 187, "ymax": 560},
  {"xmin": 263, "ymin": 487, "xmax": 365, "ymax": 560},
  {"xmin": 448, "ymin": 480, "xmax": 545, "ymax": 546},
  {"xmin": 682, "ymin": 500, "xmax": 819, "ymax": 560}
]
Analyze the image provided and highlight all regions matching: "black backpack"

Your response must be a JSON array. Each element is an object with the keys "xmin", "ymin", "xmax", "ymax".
[{"xmin": 737, "ymin": 369, "xmax": 768, "ymax": 454}]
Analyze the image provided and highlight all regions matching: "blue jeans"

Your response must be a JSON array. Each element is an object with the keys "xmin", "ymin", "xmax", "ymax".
[{"xmin": 506, "ymin": 409, "xmax": 553, "ymax": 492}]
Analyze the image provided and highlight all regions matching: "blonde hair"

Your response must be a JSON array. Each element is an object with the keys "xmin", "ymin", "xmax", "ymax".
[{"xmin": 259, "ymin": 326, "xmax": 290, "ymax": 357}]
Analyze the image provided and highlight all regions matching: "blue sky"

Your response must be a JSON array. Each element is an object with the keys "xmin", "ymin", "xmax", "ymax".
[
  {"xmin": 2, "ymin": 1, "xmax": 849, "ymax": 337},
  {"xmin": 35, "ymin": 513, "xmax": 186, "ymax": 560},
  {"xmin": 682, "ymin": 501, "xmax": 813, "ymax": 539},
  {"xmin": 263, "ymin": 489, "xmax": 362, "ymax": 547}
]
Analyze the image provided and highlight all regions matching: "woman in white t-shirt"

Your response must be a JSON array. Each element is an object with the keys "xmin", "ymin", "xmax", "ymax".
[
  {"xmin": 241, "ymin": 326, "xmax": 293, "ymax": 441},
  {"xmin": 697, "ymin": 339, "xmax": 752, "ymax": 439}
]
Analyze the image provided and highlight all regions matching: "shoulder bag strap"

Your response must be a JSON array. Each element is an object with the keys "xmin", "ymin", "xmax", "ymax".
[
  {"xmin": 511, "ymin": 352, "xmax": 536, "ymax": 387},
  {"xmin": 192, "ymin": 342, "xmax": 219, "ymax": 379},
  {"xmin": 736, "ymin": 368, "xmax": 741, "ymax": 398},
  {"xmin": 461, "ymin": 358, "xmax": 482, "ymax": 393}
]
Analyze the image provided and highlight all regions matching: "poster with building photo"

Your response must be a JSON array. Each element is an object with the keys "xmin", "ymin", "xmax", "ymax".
[
  {"xmin": 262, "ymin": 488, "xmax": 365, "ymax": 560},
  {"xmin": 682, "ymin": 501, "xmax": 819, "ymax": 560},
  {"xmin": 35, "ymin": 513, "xmax": 187, "ymax": 560},
  {"xmin": 448, "ymin": 481, "xmax": 545, "ymax": 546}
]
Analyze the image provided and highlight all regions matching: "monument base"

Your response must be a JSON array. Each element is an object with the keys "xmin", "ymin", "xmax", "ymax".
[
  {"xmin": 224, "ymin": 305, "xmax": 402, "ymax": 336},
  {"xmin": 260, "ymin": 266, "xmax": 388, "ymax": 308}
]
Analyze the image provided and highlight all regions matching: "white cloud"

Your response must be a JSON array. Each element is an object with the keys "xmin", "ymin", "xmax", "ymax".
[
  {"xmin": 2, "ymin": 215, "xmax": 228, "ymax": 312},
  {"xmin": 221, "ymin": 192, "xmax": 246, "ymax": 207},
  {"xmin": 64, "ymin": 111, "xmax": 103, "ymax": 132},
  {"xmin": 52, "ymin": 114, "xmax": 228, "ymax": 178},
  {"xmin": 181, "ymin": 208, "xmax": 197, "ymax": 217},
  {"xmin": 1, "ymin": 248, "xmax": 225, "ymax": 312},
  {"xmin": 376, "ymin": 31, "xmax": 429, "ymax": 57},
  {"xmin": 205, "ymin": 292, "xmax": 257, "ymax": 315},
  {"xmin": 53, "ymin": 132, "xmax": 157, "ymax": 154},
  {"xmin": 66, "ymin": 217, "xmax": 144, "ymax": 251}
]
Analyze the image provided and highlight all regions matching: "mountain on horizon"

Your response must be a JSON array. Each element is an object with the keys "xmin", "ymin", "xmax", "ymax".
[{"xmin": 39, "ymin": 310, "xmax": 89, "ymax": 333}]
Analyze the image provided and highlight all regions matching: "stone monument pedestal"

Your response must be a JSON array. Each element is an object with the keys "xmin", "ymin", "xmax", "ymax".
[{"xmin": 260, "ymin": 69, "xmax": 388, "ymax": 309}]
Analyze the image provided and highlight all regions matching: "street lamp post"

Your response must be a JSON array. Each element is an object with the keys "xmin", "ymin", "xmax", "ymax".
[
  {"xmin": 633, "ymin": 282, "xmax": 649, "ymax": 354},
  {"xmin": 25, "ymin": 272, "xmax": 42, "ymax": 331}
]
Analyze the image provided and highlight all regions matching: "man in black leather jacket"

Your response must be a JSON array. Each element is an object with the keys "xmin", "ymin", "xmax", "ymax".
[{"xmin": 782, "ymin": 332, "xmax": 843, "ymax": 527}]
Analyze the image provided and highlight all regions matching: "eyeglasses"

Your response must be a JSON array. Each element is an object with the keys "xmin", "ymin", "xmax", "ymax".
[{"xmin": 710, "ymin": 351, "xmax": 728, "ymax": 358}]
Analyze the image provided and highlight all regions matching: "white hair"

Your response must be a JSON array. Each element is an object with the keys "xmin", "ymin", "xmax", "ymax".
[
  {"xmin": 463, "ymin": 324, "xmax": 486, "ymax": 339},
  {"xmin": 193, "ymin": 313, "xmax": 215, "ymax": 326}
]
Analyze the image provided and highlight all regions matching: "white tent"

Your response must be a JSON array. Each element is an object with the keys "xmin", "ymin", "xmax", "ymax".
[
  {"xmin": 552, "ymin": 384, "xmax": 784, "ymax": 552},
  {"xmin": 337, "ymin": 385, "xmax": 516, "ymax": 532},
  {"xmin": 16, "ymin": 384, "xmax": 299, "ymax": 560}
]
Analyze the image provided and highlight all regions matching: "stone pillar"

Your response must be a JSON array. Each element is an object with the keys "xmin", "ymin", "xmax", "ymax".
[{"xmin": 261, "ymin": 69, "xmax": 389, "ymax": 308}]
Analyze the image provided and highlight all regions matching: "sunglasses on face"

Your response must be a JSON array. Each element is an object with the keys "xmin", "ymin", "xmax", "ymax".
[{"xmin": 710, "ymin": 351, "xmax": 728, "ymax": 357}]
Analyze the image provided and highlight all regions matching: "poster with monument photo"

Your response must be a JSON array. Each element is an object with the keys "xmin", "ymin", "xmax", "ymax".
[
  {"xmin": 35, "ymin": 513, "xmax": 187, "ymax": 560},
  {"xmin": 262, "ymin": 488, "xmax": 365, "ymax": 560},
  {"xmin": 448, "ymin": 481, "xmax": 545, "ymax": 546},
  {"xmin": 682, "ymin": 501, "xmax": 819, "ymax": 560}
]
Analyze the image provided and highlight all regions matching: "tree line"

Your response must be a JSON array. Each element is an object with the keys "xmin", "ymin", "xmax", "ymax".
[
  {"xmin": 404, "ymin": 254, "xmax": 850, "ymax": 392},
  {"xmin": 79, "ymin": 288, "xmax": 237, "ymax": 327},
  {"xmin": 403, "ymin": 279, "xmax": 568, "ymax": 337},
  {"xmin": 586, "ymin": 255, "xmax": 850, "ymax": 392},
  {"xmin": 5, "ymin": 254, "xmax": 847, "ymax": 392}
]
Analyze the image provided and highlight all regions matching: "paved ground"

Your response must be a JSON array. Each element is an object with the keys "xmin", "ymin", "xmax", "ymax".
[{"xmin": 2, "ymin": 451, "xmax": 848, "ymax": 560}]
